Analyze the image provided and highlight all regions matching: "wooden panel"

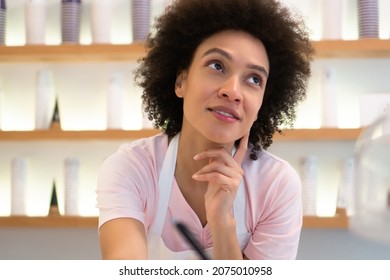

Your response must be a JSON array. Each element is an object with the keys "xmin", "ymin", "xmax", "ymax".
[
  {"xmin": 313, "ymin": 39, "xmax": 390, "ymax": 58},
  {"xmin": 303, "ymin": 215, "xmax": 348, "ymax": 229},
  {"xmin": 0, "ymin": 212, "xmax": 348, "ymax": 229},
  {"xmin": 274, "ymin": 128, "xmax": 362, "ymax": 141},
  {"xmin": 0, "ymin": 216, "xmax": 98, "ymax": 228},
  {"xmin": 1, "ymin": 40, "xmax": 389, "ymax": 63},
  {"xmin": 0, "ymin": 43, "xmax": 146, "ymax": 62},
  {"xmin": 0, "ymin": 127, "xmax": 362, "ymax": 141}
]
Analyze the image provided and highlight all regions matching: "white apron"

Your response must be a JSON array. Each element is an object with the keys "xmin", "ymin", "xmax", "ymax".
[{"xmin": 147, "ymin": 133, "xmax": 251, "ymax": 259}]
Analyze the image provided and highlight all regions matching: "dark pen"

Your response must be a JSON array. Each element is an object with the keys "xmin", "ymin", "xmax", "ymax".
[{"xmin": 174, "ymin": 221, "xmax": 210, "ymax": 260}]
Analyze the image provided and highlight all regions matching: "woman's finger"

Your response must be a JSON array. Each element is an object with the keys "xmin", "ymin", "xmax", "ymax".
[{"xmin": 233, "ymin": 132, "xmax": 249, "ymax": 165}]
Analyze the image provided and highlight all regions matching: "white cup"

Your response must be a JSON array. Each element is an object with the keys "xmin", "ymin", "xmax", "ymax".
[
  {"xmin": 25, "ymin": 0, "xmax": 48, "ymax": 45},
  {"xmin": 321, "ymin": 0, "xmax": 343, "ymax": 40},
  {"xmin": 90, "ymin": 0, "xmax": 113, "ymax": 44},
  {"xmin": 35, "ymin": 69, "xmax": 56, "ymax": 130}
]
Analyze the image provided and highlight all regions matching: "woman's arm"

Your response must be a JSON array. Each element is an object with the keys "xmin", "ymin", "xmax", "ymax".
[
  {"xmin": 193, "ymin": 134, "xmax": 249, "ymax": 260},
  {"xmin": 99, "ymin": 218, "xmax": 148, "ymax": 260}
]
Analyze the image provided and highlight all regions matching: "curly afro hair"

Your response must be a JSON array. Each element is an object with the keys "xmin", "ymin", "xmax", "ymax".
[{"xmin": 135, "ymin": 0, "xmax": 314, "ymax": 160}]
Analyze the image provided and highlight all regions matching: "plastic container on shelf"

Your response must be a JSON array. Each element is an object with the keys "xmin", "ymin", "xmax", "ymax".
[
  {"xmin": 64, "ymin": 157, "xmax": 79, "ymax": 216},
  {"xmin": 90, "ymin": 0, "xmax": 113, "ymax": 44},
  {"xmin": 299, "ymin": 156, "xmax": 318, "ymax": 216},
  {"xmin": 336, "ymin": 158, "xmax": 355, "ymax": 216},
  {"xmin": 35, "ymin": 69, "xmax": 56, "ymax": 130},
  {"xmin": 321, "ymin": 0, "xmax": 343, "ymax": 40},
  {"xmin": 25, "ymin": 0, "xmax": 48, "ymax": 45},
  {"xmin": 11, "ymin": 157, "xmax": 28, "ymax": 216},
  {"xmin": 351, "ymin": 112, "xmax": 390, "ymax": 244}
]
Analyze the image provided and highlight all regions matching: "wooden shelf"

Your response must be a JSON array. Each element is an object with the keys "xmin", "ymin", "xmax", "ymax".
[
  {"xmin": 0, "ymin": 215, "xmax": 347, "ymax": 229},
  {"xmin": 303, "ymin": 215, "xmax": 348, "ymax": 229},
  {"xmin": 0, "ymin": 40, "xmax": 389, "ymax": 62},
  {"xmin": 312, "ymin": 39, "xmax": 390, "ymax": 58},
  {"xmin": 0, "ymin": 43, "xmax": 146, "ymax": 62},
  {"xmin": 0, "ymin": 126, "xmax": 362, "ymax": 141},
  {"xmin": 274, "ymin": 128, "xmax": 362, "ymax": 141},
  {"xmin": 0, "ymin": 215, "xmax": 98, "ymax": 228},
  {"xmin": 0, "ymin": 124, "xmax": 161, "ymax": 141}
]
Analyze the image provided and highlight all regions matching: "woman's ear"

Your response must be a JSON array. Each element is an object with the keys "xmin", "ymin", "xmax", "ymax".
[{"xmin": 175, "ymin": 71, "xmax": 187, "ymax": 98}]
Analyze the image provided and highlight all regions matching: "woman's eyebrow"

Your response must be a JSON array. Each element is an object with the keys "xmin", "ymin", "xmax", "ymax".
[
  {"xmin": 202, "ymin": 47, "xmax": 268, "ymax": 78},
  {"xmin": 202, "ymin": 47, "xmax": 233, "ymax": 60}
]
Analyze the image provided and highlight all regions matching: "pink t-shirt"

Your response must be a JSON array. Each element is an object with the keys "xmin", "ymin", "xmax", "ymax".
[{"xmin": 96, "ymin": 133, "xmax": 302, "ymax": 259}]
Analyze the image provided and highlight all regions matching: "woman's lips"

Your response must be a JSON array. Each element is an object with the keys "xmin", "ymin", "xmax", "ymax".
[{"xmin": 208, "ymin": 107, "xmax": 240, "ymax": 122}]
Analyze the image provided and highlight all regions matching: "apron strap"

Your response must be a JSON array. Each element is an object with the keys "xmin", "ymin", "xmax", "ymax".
[
  {"xmin": 150, "ymin": 133, "xmax": 180, "ymax": 235},
  {"xmin": 234, "ymin": 179, "xmax": 247, "ymax": 234},
  {"xmin": 231, "ymin": 145, "xmax": 248, "ymax": 234}
]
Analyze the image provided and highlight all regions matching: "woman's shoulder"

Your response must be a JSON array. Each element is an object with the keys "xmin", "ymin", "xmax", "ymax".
[
  {"xmin": 118, "ymin": 132, "xmax": 168, "ymax": 155},
  {"xmin": 100, "ymin": 133, "xmax": 169, "ymax": 176},
  {"xmin": 243, "ymin": 149, "xmax": 301, "ymax": 190},
  {"xmin": 245, "ymin": 150, "xmax": 297, "ymax": 174},
  {"xmin": 113, "ymin": 133, "xmax": 168, "ymax": 162}
]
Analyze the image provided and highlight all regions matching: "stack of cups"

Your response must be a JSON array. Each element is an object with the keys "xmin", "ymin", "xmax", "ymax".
[
  {"xmin": 0, "ymin": 0, "xmax": 6, "ymax": 45},
  {"xmin": 357, "ymin": 0, "xmax": 379, "ymax": 38},
  {"xmin": 61, "ymin": 0, "xmax": 82, "ymax": 44},
  {"xmin": 131, "ymin": 0, "xmax": 151, "ymax": 42},
  {"xmin": 64, "ymin": 157, "xmax": 79, "ymax": 216},
  {"xmin": 300, "ymin": 156, "xmax": 318, "ymax": 216},
  {"xmin": 25, "ymin": 0, "xmax": 48, "ymax": 45}
]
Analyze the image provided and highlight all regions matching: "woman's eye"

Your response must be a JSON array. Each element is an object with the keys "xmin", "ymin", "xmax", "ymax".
[
  {"xmin": 208, "ymin": 62, "xmax": 223, "ymax": 72},
  {"xmin": 248, "ymin": 76, "xmax": 261, "ymax": 86}
]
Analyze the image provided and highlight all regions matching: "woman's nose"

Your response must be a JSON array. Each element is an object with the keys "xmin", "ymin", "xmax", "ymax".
[{"xmin": 218, "ymin": 75, "xmax": 243, "ymax": 103}]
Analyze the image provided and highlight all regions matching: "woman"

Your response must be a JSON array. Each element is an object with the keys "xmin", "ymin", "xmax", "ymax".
[{"xmin": 96, "ymin": 0, "xmax": 314, "ymax": 260}]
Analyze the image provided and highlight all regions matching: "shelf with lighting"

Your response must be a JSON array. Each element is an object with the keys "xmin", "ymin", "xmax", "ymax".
[
  {"xmin": 0, "ymin": 39, "xmax": 389, "ymax": 62},
  {"xmin": 0, "ymin": 209, "xmax": 348, "ymax": 229},
  {"xmin": 0, "ymin": 123, "xmax": 362, "ymax": 142}
]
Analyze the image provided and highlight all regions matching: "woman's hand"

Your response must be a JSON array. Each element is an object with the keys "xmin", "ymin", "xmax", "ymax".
[{"xmin": 192, "ymin": 133, "xmax": 249, "ymax": 226}]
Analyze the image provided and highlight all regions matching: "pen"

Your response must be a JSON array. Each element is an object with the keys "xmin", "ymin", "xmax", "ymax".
[{"xmin": 174, "ymin": 221, "xmax": 210, "ymax": 260}]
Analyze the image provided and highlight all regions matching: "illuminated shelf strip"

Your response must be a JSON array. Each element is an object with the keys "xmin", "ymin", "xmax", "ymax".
[
  {"xmin": 0, "ymin": 43, "xmax": 146, "ymax": 62},
  {"xmin": 0, "ymin": 215, "xmax": 347, "ymax": 229},
  {"xmin": 0, "ymin": 127, "xmax": 362, "ymax": 141},
  {"xmin": 0, "ymin": 215, "xmax": 97, "ymax": 228},
  {"xmin": 303, "ymin": 215, "xmax": 348, "ymax": 229},
  {"xmin": 1, "ymin": 40, "xmax": 390, "ymax": 62}
]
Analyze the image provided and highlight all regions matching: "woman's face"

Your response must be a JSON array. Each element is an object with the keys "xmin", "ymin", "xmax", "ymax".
[{"xmin": 175, "ymin": 30, "xmax": 269, "ymax": 145}]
